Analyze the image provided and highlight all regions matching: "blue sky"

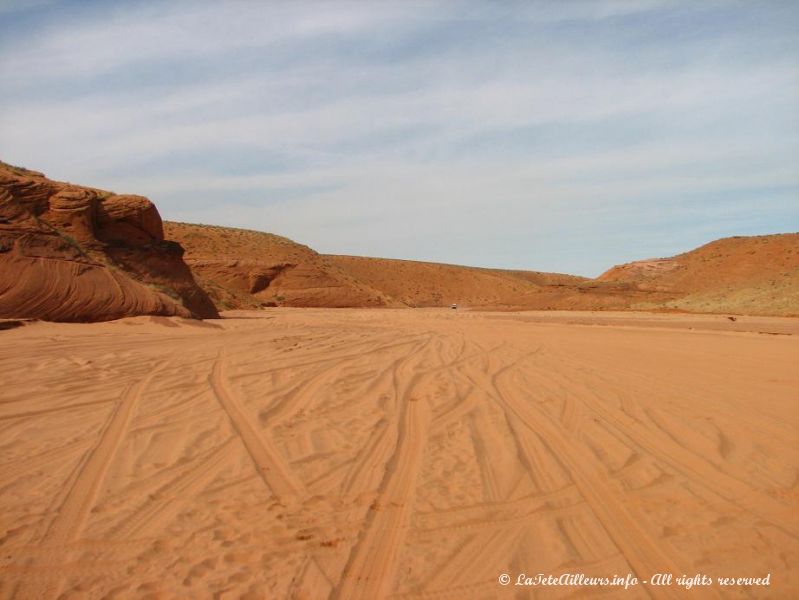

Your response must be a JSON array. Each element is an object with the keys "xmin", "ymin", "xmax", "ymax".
[{"xmin": 1, "ymin": 0, "xmax": 797, "ymax": 276}]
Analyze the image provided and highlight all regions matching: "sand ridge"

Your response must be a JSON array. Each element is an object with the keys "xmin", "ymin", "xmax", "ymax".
[{"xmin": 1, "ymin": 309, "xmax": 797, "ymax": 598}]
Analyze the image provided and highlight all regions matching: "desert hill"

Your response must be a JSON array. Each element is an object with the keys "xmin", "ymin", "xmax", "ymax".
[
  {"xmin": 163, "ymin": 222, "xmax": 398, "ymax": 309},
  {"xmin": 326, "ymin": 254, "xmax": 586, "ymax": 308},
  {"xmin": 0, "ymin": 162, "xmax": 217, "ymax": 321},
  {"xmin": 167, "ymin": 222, "xmax": 798, "ymax": 316},
  {"xmin": 165, "ymin": 222, "xmax": 603, "ymax": 310},
  {"xmin": 599, "ymin": 233, "xmax": 799, "ymax": 315}
]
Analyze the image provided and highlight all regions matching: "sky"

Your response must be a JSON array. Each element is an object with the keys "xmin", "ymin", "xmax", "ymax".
[{"xmin": 1, "ymin": 0, "xmax": 797, "ymax": 276}]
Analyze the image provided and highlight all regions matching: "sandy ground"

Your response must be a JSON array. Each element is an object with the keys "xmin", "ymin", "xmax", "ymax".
[{"xmin": 1, "ymin": 309, "xmax": 797, "ymax": 599}]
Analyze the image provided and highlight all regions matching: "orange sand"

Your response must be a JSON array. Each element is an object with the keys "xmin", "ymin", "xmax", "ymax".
[{"xmin": 1, "ymin": 309, "xmax": 797, "ymax": 599}]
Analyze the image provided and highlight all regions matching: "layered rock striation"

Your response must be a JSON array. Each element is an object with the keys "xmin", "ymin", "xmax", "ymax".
[{"xmin": 0, "ymin": 162, "xmax": 218, "ymax": 321}]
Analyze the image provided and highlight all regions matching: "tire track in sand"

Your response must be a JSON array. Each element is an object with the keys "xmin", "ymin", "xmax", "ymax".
[
  {"xmin": 209, "ymin": 351, "xmax": 304, "ymax": 500},
  {"xmin": 110, "ymin": 437, "xmax": 236, "ymax": 538},
  {"xmin": 13, "ymin": 363, "xmax": 165, "ymax": 600},
  {"xmin": 0, "ymin": 437, "xmax": 94, "ymax": 486},
  {"xmin": 333, "ymin": 336, "xmax": 436, "ymax": 600},
  {"xmin": 548, "ymin": 356, "xmax": 799, "ymax": 539},
  {"xmin": 489, "ymin": 365, "xmax": 719, "ymax": 600},
  {"xmin": 338, "ymin": 340, "xmax": 429, "ymax": 497}
]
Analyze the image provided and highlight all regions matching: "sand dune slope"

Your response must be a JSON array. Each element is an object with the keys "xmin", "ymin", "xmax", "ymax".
[{"xmin": 1, "ymin": 310, "xmax": 797, "ymax": 598}]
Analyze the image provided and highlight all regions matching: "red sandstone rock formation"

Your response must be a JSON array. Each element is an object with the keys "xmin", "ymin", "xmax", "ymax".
[{"xmin": 0, "ymin": 162, "xmax": 218, "ymax": 321}]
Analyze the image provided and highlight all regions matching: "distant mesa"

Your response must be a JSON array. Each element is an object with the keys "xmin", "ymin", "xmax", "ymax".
[
  {"xmin": 0, "ymin": 161, "xmax": 218, "ymax": 322},
  {"xmin": 2, "ymin": 161, "xmax": 797, "ymax": 321}
]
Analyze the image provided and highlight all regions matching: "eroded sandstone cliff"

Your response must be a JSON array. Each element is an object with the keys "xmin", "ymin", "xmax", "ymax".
[{"xmin": 0, "ymin": 162, "xmax": 218, "ymax": 321}]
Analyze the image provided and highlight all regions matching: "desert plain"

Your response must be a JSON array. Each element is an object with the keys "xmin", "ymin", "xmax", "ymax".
[
  {"xmin": 2, "ymin": 0, "xmax": 798, "ymax": 596},
  {"xmin": 1, "ymin": 308, "xmax": 797, "ymax": 599}
]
